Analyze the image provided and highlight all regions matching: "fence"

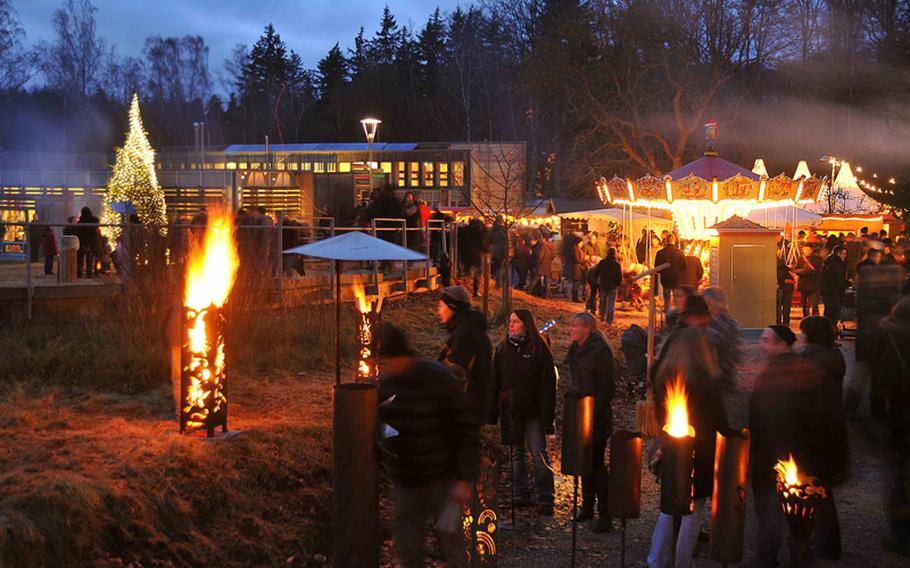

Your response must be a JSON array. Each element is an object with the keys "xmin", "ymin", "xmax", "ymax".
[{"xmin": 0, "ymin": 217, "xmax": 457, "ymax": 319}]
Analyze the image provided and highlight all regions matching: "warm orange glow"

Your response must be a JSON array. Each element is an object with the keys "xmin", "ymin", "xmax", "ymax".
[
  {"xmin": 775, "ymin": 453, "xmax": 800, "ymax": 486},
  {"xmin": 352, "ymin": 280, "xmax": 382, "ymax": 380},
  {"xmin": 182, "ymin": 208, "xmax": 237, "ymax": 432},
  {"xmin": 664, "ymin": 374, "xmax": 694, "ymax": 438},
  {"xmin": 185, "ymin": 211, "xmax": 238, "ymax": 311}
]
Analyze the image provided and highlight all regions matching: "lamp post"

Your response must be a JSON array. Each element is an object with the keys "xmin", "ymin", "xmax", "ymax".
[
  {"xmin": 361, "ymin": 118, "xmax": 382, "ymax": 204},
  {"xmin": 820, "ymin": 156, "xmax": 838, "ymax": 214}
]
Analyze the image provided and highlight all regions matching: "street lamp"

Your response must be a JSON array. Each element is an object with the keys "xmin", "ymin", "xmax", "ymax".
[
  {"xmin": 360, "ymin": 118, "xmax": 382, "ymax": 204},
  {"xmin": 819, "ymin": 156, "xmax": 838, "ymax": 214}
]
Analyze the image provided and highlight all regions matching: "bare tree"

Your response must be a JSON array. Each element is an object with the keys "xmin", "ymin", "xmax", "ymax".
[
  {"xmin": 39, "ymin": 0, "xmax": 106, "ymax": 97},
  {"xmin": 0, "ymin": 0, "xmax": 35, "ymax": 90},
  {"xmin": 145, "ymin": 35, "xmax": 211, "ymax": 106}
]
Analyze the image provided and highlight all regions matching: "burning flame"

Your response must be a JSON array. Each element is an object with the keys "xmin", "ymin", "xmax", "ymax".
[
  {"xmin": 775, "ymin": 454, "xmax": 800, "ymax": 486},
  {"xmin": 182, "ymin": 208, "xmax": 238, "ymax": 433},
  {"xmin": 185, "ymin": 211, "xmax": 238, "ymax": 311},
  {"xmin": 351, "ymin": 280, "xmax": 382, "ymax": 380},
  {"xmin": 664, "ymin": 374, "xmax": 694, "ymax": 438}
]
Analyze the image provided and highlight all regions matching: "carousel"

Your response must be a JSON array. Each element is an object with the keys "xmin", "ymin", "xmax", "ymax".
[{"xmin": 596, "ymin": 122, "xmax": 827, "ymax": 266}]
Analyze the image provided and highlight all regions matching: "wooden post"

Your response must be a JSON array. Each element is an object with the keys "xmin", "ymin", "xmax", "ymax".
[{"xmin": 631, "ymin": 263, "xmax": 670, "ymax": 378}]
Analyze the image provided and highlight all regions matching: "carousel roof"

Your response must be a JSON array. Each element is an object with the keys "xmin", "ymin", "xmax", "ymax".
[{"xmin": 665, "ymin": 155, "xmax": 760, "ymax": 182}]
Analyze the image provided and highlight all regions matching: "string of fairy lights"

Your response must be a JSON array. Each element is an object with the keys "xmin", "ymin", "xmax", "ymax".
[
  {"xmin": 101, "ymin": 93, "xmax": 169, "ymax": 238},
  {"xmin": 826, "ymin": 156, "xmax": 898, "ymax": 197}
]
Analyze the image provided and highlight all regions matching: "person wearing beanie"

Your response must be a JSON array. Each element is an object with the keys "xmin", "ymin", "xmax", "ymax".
[
  {"xmin": 378, "ymin": 324, "xmax": 478, "ymax": 568},
  {"xmin": 437, "ymin": 286, "xmax": 494, "ymax": 424},
  {"xmin": 749, "ymin": 324, "xmax": 824, "ymax": 567}
]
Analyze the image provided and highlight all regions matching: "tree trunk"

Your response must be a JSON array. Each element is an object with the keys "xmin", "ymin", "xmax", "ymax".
[
  {"xmin": 501, "ymin": 255, "xmax": 512, "ymax": 322},
  {"xmin": 482, "ymin": 252, "xmax": 490, "ymax": 322}
]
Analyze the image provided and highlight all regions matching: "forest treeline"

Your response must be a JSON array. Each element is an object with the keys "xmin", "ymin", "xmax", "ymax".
[{"xmin": 0, "ymin": 0, "xmax": 908, "ymax": 202}]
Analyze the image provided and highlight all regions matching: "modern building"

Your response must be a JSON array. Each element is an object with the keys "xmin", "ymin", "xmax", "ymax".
[{"xmin": 0, "ymin": 141, "xmax": 526, "ymax": 256}]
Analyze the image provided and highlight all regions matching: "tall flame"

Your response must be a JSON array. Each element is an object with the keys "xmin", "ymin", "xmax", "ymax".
[
  {"xmin": 775, "ymin": 453, "xmax": 800, "ymax": 486},
  {"xmin": 185, "ymin": 210, "xmax": 238, "ymax": 310},
  {"xmin": 664, "ymin": 374, "xmax": 694, "ymax": 438},
  {"xmin": 351, "ymin": 279, "xmax": 382, "ymax": 313}
]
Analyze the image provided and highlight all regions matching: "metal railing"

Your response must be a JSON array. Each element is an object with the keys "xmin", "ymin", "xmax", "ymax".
[{"xmin": 0, "ymin": 217, "xmax": 455, "ymax": 319}]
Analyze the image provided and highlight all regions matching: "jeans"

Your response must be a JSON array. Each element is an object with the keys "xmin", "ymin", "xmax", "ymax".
[
  {"xmin": 753, "ymin": 486, "xmax": 794, "ymax": 568},
  {"xmin": 646, "ymin": 498, "xmax": 705, "ymax": 568},
  {"xmin": 581, "ymin": 437, "xmax": 609, "ymax": 515},
  {"xmin": 800, "ymin": 288, "xmax": 819, "ymax": 316},
  {"xmin": 586, "ymin": 283, "xmax": 598, "ymax": 312},
  {"xmin": 509, "ymin": 417, "xmax": 555, "ymax": 505},
  {"xmin": 823, "ymin": 295, "xmax": 842, "ymax": 325},
  {"xmin": 777, "ymin": 283, "xmax": 794, "ymax": 324},
  {"xmin": 570, "ymin": 279, "xmax": 584, "ymax": 302},
  {"xmin": 392, "ymin": 478, "xmax": 468, "ymax": 568},
  {"xmin": 44, "ymin": 255, "xmax": 54, "ymax": 275},
  {"xmin": 77, "ymin": 249, "xmax": 94, "ymax": 278},
  {"xmin": 599, "ymin": 287, "xmax": 617, "ymax": 323}
]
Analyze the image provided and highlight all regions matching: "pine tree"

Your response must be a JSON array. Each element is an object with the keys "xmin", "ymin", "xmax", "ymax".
[{"xmin": 101, "ymin": 93, "xmax": 168, "ymax": 238}]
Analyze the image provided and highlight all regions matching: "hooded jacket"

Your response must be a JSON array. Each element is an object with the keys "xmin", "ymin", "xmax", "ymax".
[
  {"xmin": 491, "ymin": 334, "xmax": 557, "ymax": 430},
  {"xmin": 439, "ymin": 308, "xmax": 494, "ymax": 424},
  {"xmin": 378, "ymin": 360, "xmax": 479, "ymax": 487},
  {"xmin": 564, "ymin": 332, "xmax": 615, "ymax": 441}
]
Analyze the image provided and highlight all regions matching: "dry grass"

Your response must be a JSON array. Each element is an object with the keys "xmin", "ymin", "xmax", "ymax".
[{"xmin": 0, "ymin": 282, "xmax": 647, "ymax": 567}]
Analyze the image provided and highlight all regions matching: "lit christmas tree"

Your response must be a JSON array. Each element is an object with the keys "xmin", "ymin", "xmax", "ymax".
[{"xmin": 101, "ymin": 93, "xmax": 168, "ymax": 238}]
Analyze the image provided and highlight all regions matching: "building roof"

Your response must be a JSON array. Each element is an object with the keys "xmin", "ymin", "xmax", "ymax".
[
  {"xmin": 664, "ymin": 155, "xmax": 760, "ymax": 181},
  {"xmin": 225, "ymin": 142, "xmax": 419, "ymax": 154},
  {"xmin": 709, "ymin": 214, "xmax": 774, "ymax": 231}
]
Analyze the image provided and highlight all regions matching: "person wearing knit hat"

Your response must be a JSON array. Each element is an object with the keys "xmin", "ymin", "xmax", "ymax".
[
  {"xmin": 750, "ymin": 323, "xmax": 824, "ymax": 566},
  {"xmin": 437, "ymin": 286, "xmax": 494, "ymax": 424}
]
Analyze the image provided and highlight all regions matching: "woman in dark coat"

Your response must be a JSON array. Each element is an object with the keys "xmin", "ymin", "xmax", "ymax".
[
  {"xmin": 798, "ymin": 316, "xmax": 848, "ymax": 560},
  {"xmin": 595, "ymin": 248, "xmax": 623, "ymax": 323},
  {"xmin": 562, "ymin": 234, "xmax": 586, "ymax": 302},
  {"xmin": 490, "ymin": 309, "xmax": 557, "ymax": 515},
  {"xmin": 647, "ymin": 326, "xmax": 728, "ymax": 567},
  {"xmin": 76, "ymin": 206, "xmax": 101, "ymax": 278},
  {"xmin": 564, "ymin": 312, "xmax": 615, "ymax": 532}
]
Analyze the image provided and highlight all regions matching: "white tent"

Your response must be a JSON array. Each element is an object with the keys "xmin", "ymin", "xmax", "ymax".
[
  {"xmin": 794, "ymin": 160, "xmax": 812, "ymax": 180},
  {"xmin": 806, "ymin": 161, "xmax": 881, "ymax": 214},
  {"xmin": 747, "ymin": 205, "xmax": 821, "ymax": 229},
  {"xmin": 752, "ymin": 159, "xmax": 768, "ymax": 177}
]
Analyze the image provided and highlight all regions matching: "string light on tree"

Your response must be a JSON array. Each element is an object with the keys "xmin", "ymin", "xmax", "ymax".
[{"xmin": 101, "ymin": 93, "xmax": 168, "ymax": 238}]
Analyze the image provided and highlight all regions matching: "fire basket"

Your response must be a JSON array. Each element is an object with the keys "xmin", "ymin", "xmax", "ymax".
[
  {"xmin": 180, "ymin": 209, "xmax": 238, "ymax": 437},
  {"xmin": 659, "ymin": 376, "xmax": 695, "ymax": 568},
  {"xmin": 608, "ymin": 430, "xmax": 642, "ymax": 568},
  {"xmin": 775, "ymin": 454, "xmax": 828, "ymax": 567},
  {"xmin": 352, "ymin": 281, "xmax": 382, "ymax": 381},
  {"xmin": 710, "ymin": 428, "xmax": 751, "ymax": 567}
]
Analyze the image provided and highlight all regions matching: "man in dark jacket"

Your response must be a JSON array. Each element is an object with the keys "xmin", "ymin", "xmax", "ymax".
[
  {"xmin": 820, "ymin": 245, "xmax": 849, "ymax": 325},
  {"xmin": 437, "ymin": 286, "xmax": 494, "ymax": 424},
  {"xmin": 76, "ymin": 206, "xmax": 101, "ymax": 278},
  {"xmin": 530, "ymin": 234, "xmax": 553, "ymax": 297},
  {"xmin": 750, "ymin": 325, "xmax": 824, "ymax": 567},
  {"xmin": 681, "ymin": 254, "xmax": 704, "ymax": 288},
  {"xmin": 654, "ymin": 234, "xmax": 686, "ymax": 317},
  {"xmin": 595, "ymin": 248, "xmax": 623, "ymax": 323},
  {"xmin": 777, "ymin": 254, "xmax": 796, "ymax": 324},
  {"xmin": 795, "ymin": 245, "xmax": 823, "ymax": 317},
  {"xmin": 379, "ymin": 325, "xmax": 478, "ymax": 568},
  {"xmin": 490, "ymin": 217, "xmax": 508, "ymax": 288},
  {"xmin": 564, "ymin": 312, "xmax": 616, "ymax": 532}
]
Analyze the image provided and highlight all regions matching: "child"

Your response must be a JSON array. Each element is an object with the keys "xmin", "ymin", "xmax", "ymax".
[{"xmin": 42, "ymin": 226, "xmax": 57, "ymax": 276}]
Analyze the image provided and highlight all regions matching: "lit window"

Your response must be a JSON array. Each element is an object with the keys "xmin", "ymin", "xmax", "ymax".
[
  {"xmin": 397, "ymin": 162, "xmax": 406, "ymax": 187},
  {"xmin": 302, "ymin": 162, "xmax": 312, "ymax": 171},
  {"xmin": 289, "ymin": 162, "xmax": 299, "ymax": 171},
  {"xmin": 227, "ymin": 162, "xmax": 237, "ymax": 170},
  {"xmin": 339, "ymin": 162, "xmax": 352, "ymax": 173},
  {"xmin": 276, "ymin": 162, "xmax": 286, "ymax": 170},
  {"xmin": 239, "ymin": 162, "xmax": 248, "ymax": 170},
  {"xmin": 452, "ymin": 162, "xmax": 464, "ymax": 186},
  {"xmin": 423, "ymin": 162, "xmax": 435, "ymax": 186},
  {"xmin": 381, "ymin": 162, "xmax": 392, "ymax": 174},
  {"xmin": 314, "ymin": 162, "xmax": 325, "ymax": 173},
  {"xmin": 410, "ymin": 162, "xmax": 420, "ymax": 186},
  {"xmin": 327, "ymin": 162, "xmax": 337, "ymax": 173},
  {"xmin": 439, "ymin": 163, "xmax": 449, "ymax": 187},
  {"xmin": 251, "ymin": 162, "xmax": 261, "ymax": 170}
]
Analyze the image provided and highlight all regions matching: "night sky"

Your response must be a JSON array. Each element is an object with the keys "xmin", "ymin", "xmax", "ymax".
[{"xmin": 19, "ymin": 1, "xmax": 465, "ymax": 77}]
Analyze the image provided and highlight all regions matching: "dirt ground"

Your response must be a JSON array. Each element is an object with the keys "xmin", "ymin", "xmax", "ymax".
[{"xmin": 0, "ymin": 285, "xmax": 906, "ymax": 567}]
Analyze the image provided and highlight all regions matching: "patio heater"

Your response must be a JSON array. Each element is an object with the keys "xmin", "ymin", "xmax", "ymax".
[
  {"xmin": 659, "ymin": 376, "xmax": 695, "ymax": 568},
  {"xmin": 608, "ymin": 430, "xmax": 642, "ymax": 568},
  {"xmin": 710, "ymin": 428, "xmax": 751, "ymax": 567},
  {"xmin": 561, "ymin": 394, "xmax": 594, "ymax": 568}
]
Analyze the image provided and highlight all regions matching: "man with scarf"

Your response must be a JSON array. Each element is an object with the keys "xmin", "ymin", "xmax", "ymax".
[
  {"xmin": 490, "ymin": 309, "xmax": 557, "ymax": 515},
  {"xmin": 437, "ymin": 285, "xmax": 494, "ymax": 424}
]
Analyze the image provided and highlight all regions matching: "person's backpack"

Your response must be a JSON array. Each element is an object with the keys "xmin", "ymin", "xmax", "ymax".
[{"xmin": 621, "ymin": 324, "xmax": 648, "ymax": 376}]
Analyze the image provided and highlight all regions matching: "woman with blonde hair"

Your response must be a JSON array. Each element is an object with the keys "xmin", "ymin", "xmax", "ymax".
[{"xmin": 647, "ymin": 327, "xmax": 728, "ymax": 568}]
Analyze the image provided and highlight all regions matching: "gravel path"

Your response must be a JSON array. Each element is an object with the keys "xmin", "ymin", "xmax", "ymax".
[{"xmin": 493, "ymin": 336, "xmax": 906, "ymax": 568}]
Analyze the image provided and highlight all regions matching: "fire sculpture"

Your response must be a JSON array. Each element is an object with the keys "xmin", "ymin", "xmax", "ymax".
[
  {"xmin": 351, "ymin": 281, "xmax": 382, "ymax": 381},
  {"xmin": 659, "ymin": 375, "xmax": 696, "ymax": 568},
  {"xmin": 775, "ymin": 454, "xmax": 828, "ymax": 566},
  {"xmin": 181, "ymin": 209, "xmax": 238, "ymax": 436}
]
